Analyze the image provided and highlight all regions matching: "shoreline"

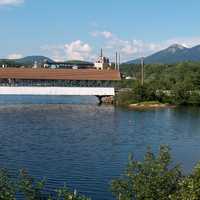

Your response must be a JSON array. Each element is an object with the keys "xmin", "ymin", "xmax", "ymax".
[{"xmin": 128, "ymin": 102, "xmax": 176, "ymax": 110}]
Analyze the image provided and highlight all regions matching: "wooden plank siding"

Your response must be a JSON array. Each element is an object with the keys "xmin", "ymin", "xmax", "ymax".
[{"xmin": 0, "ymin": 68, "xmax": 121, "ymax": 81}]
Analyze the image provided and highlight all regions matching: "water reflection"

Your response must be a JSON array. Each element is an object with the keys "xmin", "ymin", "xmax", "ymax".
[{"xmin": 0, "ymin": 96, "xmax": 199, "ymax": 199}]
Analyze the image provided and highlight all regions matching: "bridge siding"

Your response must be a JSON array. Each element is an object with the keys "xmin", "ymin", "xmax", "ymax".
[
  {"xmin": 0, "ymin": 87, "xmax": 115, "ymax": 96},
  {"xmin": 0, "ymin": 68, "xmax": 121, "ymax": 81}
]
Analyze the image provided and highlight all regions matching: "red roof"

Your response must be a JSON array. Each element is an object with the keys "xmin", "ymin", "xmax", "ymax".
[{"xmin": 0, "ymin": 68, "xmax": 121, "ymax": 81}]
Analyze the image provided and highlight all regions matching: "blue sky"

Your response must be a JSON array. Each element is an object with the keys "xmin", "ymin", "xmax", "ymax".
[{"xmin": 0, "ymin": 0, "xmax": 200, "ymax": 61}]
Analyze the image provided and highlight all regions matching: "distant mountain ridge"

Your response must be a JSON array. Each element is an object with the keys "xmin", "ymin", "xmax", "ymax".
[
  {"xmin": 126, "ymin": 44, "xmax": 200, "ymax": 64},
  {"xmin": 16, "ymin": 56, "xmax": 54, "ymax": 65},
  {"xmin": 0, "ymin": 56, "xmax": 54, "ymax": 66},
  {"xmin": 0, "ymin": 56, "xmax": 93, "ymax": 66}
]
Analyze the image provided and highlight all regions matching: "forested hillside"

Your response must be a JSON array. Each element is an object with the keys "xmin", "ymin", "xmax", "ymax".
[
  {"xmin": 118, "ymin": 62, "xmax": 200, "ymax": 106},
  {"xmin": 121, "ymin": 62, "xmax": 200, "ymax": 90}
]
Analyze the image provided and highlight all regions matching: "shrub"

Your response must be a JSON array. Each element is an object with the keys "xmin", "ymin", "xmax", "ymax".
[
  {"xmin": 115, "ymin": 90, "xmax": 137, "ymax": 106},
  {"xmin": 171, "ymin": 163, "xmax": 200, "ymax": 200},
  {"xmin": 0, "ymin": 170, "xmax": 90, "ymax": 200},
  {"xmin": 0, "ymin": 169, "xmax": 15, "ymax": 200},
  {"xmin": 111, "ymin": 146, "xmax": 182, "ymax": 200}
]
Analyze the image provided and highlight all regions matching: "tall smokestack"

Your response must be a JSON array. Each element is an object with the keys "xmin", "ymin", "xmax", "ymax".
[
  {"xmin": 101, "ymin": 48, "xmax": 103, "ymax": 57},
  {"xmin": 115, "ymin": 52, "xmax": 118, "ymax": 70}
]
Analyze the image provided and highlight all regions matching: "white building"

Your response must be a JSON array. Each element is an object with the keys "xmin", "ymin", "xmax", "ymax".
[
  {"xmin": 94, "ymin": 49, "xmax": 111, "ymax": 70},
  {"xmin": 33, "ymin": 61, "xmax": 38, "ymax": 69}
]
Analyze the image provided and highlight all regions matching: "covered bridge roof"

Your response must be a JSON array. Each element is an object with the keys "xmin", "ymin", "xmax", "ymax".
[{"xmin": 0, "ymin": 68, "xmax": 121, "ymax": 81}]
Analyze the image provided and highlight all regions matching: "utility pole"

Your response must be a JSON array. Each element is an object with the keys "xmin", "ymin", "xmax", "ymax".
[
  {"xmin": 118, "ymin": 53, "xmax": 120, "ymax": 71},
  {"xmin": 141, "ymin": 57, "xmax": 144, "ymax": 86}
]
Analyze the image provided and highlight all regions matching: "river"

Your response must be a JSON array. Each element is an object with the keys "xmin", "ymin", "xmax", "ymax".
[{"xmin": 0, "ymin": 95, "xmax": 200, "ymax": 199}]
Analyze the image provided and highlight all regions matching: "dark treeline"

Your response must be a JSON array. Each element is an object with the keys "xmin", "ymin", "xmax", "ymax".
[
  {"xmin": 0, "ymin": 60, "xmax": 23, "ymax": 68},
  {"xmin": 116, "ymin": 62, "xmax": 200, "ymax": 106}
]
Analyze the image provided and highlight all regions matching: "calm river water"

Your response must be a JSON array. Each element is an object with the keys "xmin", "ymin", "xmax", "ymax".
[{"xmin": 0, "ymin": 96, "xmax": 200, "ymax": 199}]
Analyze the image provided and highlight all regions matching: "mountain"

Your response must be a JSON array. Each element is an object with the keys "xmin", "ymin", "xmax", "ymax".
[
  {"xmin": 16, "ymin": 56, "xmax": 54, "ymax": 65},
  {"xmin": 0, "ymin": 57, "xmax": 94, "ymax": 67},
  {"xmin": 0, "ymin": 56, "xmax": 54, "ymax": 66},
  {"xmin": 127, "ymin": 44, "xmax": 200, "ymax": 64}
]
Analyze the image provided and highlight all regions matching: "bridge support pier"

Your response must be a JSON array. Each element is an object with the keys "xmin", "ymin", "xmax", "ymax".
[
  {"xmin": 96, "ymin": 95, "xmax": 103, "ymax": 105},
  {"xmin": 96, "ymin": 95, "xmax": 114, "ymax": 105}
]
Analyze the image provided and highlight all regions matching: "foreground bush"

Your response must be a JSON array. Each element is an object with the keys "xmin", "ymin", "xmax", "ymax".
[
  {"xmin": 0, "ymin": 169, "xmax": 90, "ymax": 200},
  {"xmin": 111, "ymin": 146, "xmax": 200, "ymax": 200},
  {"xmin": 3, "ymin": 146, "xmax": 200, "ymax": 199},
  {"xmin": 0, "ymin": 170, "xmax": 15, "ymax": 200}
]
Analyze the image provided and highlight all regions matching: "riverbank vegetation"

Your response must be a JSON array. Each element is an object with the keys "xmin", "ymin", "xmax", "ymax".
[
  {"xmin": 116, "ymin": 62, "xmax": 200, "ymax": 106},
  {"xmin": 112, "ymin": 145, "xmax": 200, "ymax": 200},
  {"xmin": 2, "ymin": 146, "xmax": 200, "ymax": 199},
  {"xmin": 0, "ymin": 169, "xmax": 90, "ymax": 200}
]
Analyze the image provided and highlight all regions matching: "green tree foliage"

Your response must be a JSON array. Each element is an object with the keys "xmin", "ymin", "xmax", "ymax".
[
  {"xmin": 120, "ymin": 64, "xmax": 141, "ymax": 79},
  {"xmin": 48, "ymin": 186, "xmax": 90, "ymax": 200},
  {"xmin": 18, "ymin": 169, "xmax": 45, "ymax": 200},
  {"xmin": 115, "ymin": 83, "xmax": 158, "ymax": 106},
  {"xmin": 4, "ymin": 147, "xmax": 200, "ymax": 199},
  {"xmin": 0, "ymin": 170, "xmax": 90, "ymax": 200},
  {"xmin": 0, "ymin": 169, "xmax": 15, "ymax": 200},
  {"xmin": 119, "ymin": 62, "xmax": 200, "ymax": 105},
  {"xmin": 115, "ymin": 90, "xmax": 137, "ymax": 106},
  {"xmin": 171, "ymin": 163, "xmax": 200, "ymax": 200},
  {"xmin": 112, "ymin": 146, "xmax": 200, "ymax": 200},
  {"xmin": 111, "ymin": 146, "xmax": 181, "ymax": 200},
  {"xmin": 0, "ymin": 60, "xmax": 22, "ymax": 68},
  {"xmin": 171, "ymin": 83, "xmax": 191, "ymax": 105}
]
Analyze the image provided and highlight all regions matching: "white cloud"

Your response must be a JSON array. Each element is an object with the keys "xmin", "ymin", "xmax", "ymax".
[
  {"xmin": 91, "ymin": 31, "xmax": 113, "ymax": 39},
  {"xmin": 41, "ymin": 31, "xmax": 200, "ymax": 62},
  {"xmin": 0, "ymin": 0, "xmax": 24, "ymax": 6},
  {"xmin": 40, "ymin": 44, "xmax": 66, "ymax": 62},
  {"xmin": 91, "ymin": 30, "xmax": 200, "ymax": 61},
  {"xmin": 165, "ymin": 37, "xmax": 200, "ymax": 48},
  {"xmin": 64, "ymin": 40, "xmax": 92, "ymax": 60},
  {"xmin": 91, "ymin": 30, "xmax": 163, "ymax": 60},
  {"xmin": 41, "ymin": 40, "xmax": 92, "ymax": 61},
  {"xmin": 7, "ymin": 53, "xmax": 23, "ymax": 59}
]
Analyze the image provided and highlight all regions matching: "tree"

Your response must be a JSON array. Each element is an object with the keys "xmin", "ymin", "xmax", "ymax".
[
  {"xmin": 0, "ymin": 169, "xmax": 90, "ymax": 200},
  {"xmin": 0, "ymin": 169, "xmax": 15, "ymax": 200},
  {"xmin": 18, "ymin": 169, "xmax": 45, "ymax": 200},
  {"xmin": 171, "ymin": 163, "xmax": 200, "ymax": 200},
  {"xmin": 172, "ymin": 82, "xmax": 191, "ymax": 105},
  {"xmin": 111, "ymin": 146, "xmax": 182, "ymax": 200}
]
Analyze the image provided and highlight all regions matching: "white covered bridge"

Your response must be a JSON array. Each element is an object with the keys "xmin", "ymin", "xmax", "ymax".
[
  {"xmin": 0, "ymin": 68, "xmax": 121, "ymax": 101},
  {"xmin": 0, "ymin": 86, "xmax": 115, "ymax": 96}
]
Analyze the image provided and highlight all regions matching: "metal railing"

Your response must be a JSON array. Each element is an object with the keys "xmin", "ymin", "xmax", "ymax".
[{"xmin": 0, "ymin": 80, "xmax": 121, "ymax": 88}]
